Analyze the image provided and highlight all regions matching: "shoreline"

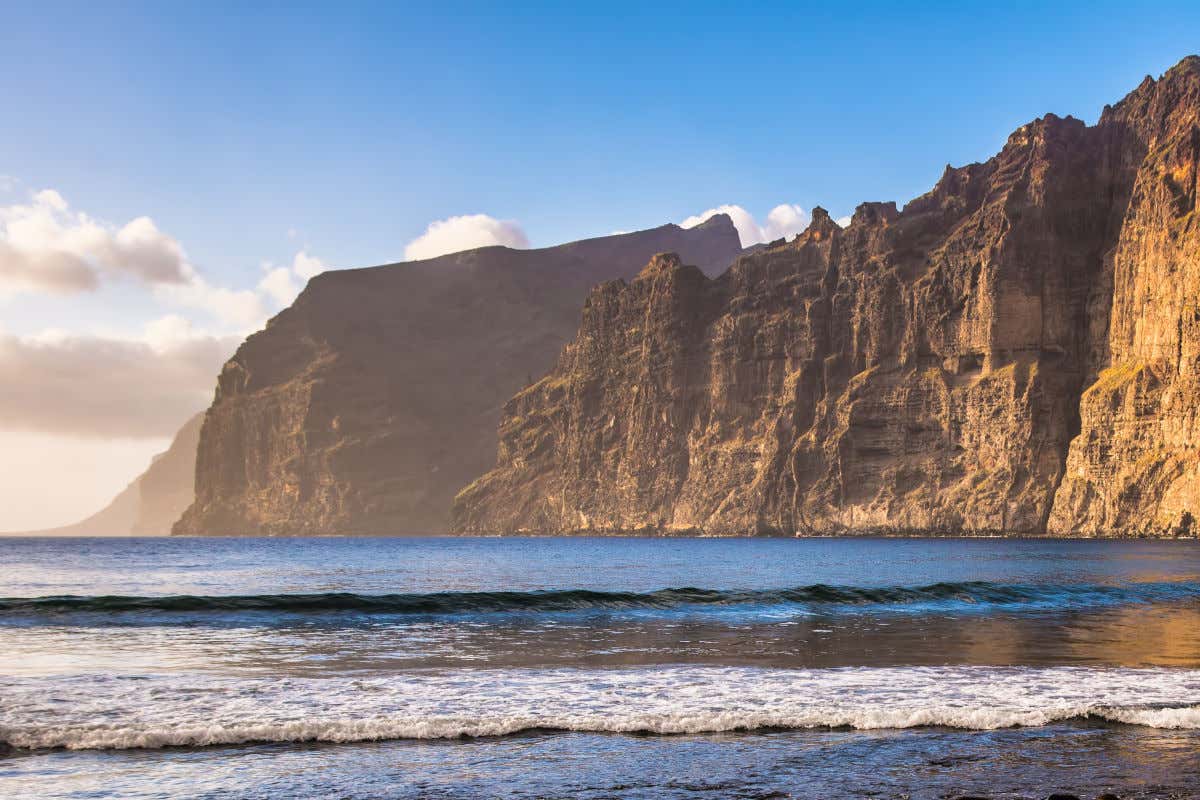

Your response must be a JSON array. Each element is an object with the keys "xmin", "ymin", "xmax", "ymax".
[{"xmin": 2, "ymin": 530, "xmax": 1198, "ymax": 540}]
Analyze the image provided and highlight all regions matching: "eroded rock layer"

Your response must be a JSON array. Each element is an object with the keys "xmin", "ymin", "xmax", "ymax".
[
  {"xmin": 175, "ymin": 218, "xmax": 743, "ymax": 535},
  {"xmin": 455, "ymin": 57, "xmax": 1200, "ymax": 537}
]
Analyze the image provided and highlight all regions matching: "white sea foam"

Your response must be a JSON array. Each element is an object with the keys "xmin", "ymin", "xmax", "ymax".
[{"xmin": 2, "ymin": 666, "xmax": 1198, "ymax": 750}]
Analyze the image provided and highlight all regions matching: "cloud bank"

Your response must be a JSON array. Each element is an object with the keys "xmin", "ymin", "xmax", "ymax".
[
  {"xmin": 681, "ymin": 203, "xmax": 811, "ymax": 247},
  {"xmin": 0, "ymin": 187, "xmax": 336, "ymax": 528},
  {"xmin": 0, "ymin": 190, "xmax": 191, "ymax": 294},
  {"xmin": 256, "ymin": 250, "xmax": 326, "ymax": 308},
  {"xmin": 404, "ymin": 214, "xmax": 529, "ymax": 261},
  {"xmin": 0, "ymin": 320, "xmax": 237, "ymax": 439},
  {"xmin": 0, "ymin": 188, "xmax": 329, "ymax": 332}
]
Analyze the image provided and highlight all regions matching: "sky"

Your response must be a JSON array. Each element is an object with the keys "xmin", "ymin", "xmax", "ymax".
[{"xmin": 1, "ymin": 0, "xmax": 1199, "ymax": 529}]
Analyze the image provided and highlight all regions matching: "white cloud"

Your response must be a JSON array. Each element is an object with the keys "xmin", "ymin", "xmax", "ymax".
[
  {"xmin": 0, "ymin": 238, "xmax": 98, "ymax": 293},
  {"xmin": 0, "ymin": 188, "xmax": 333, "ymax": 333},
  {"xmin": 680, "ymin": 203, "xmax": 811, "ymax": 247},
  {"xmin": 291, "ymin": 250, "xmax": 324, "ymax": 279},
  {"xmin": 109, "ymin": 216, "xmax": 190, "ymax": 283},
  {"xmin": 156, "ymin": 273, "xmax": 269, "ymax": 331},
  {"xmin": 257, "ymin": 266, "xmax": 300, "ymax": 307},
  {"xmin": 404, "ymin": 214, "xmax": 529, "ymax": 261},
  {"xmin": 174, "ymin": 247, "xmax": 325, "ymax": 329},
  {"xmin": 683, "ymin": 203, "xmax": 812, "ymax": 246},
  {"xmin": 835, "ymin": 215, "xmax": 852, "ymax": 228},
  {"xmin": 254, "ymin": 249, "xmax": 325, "ymax": 309},
  {"xmin": 142, "ymin": 314, "xmax": 208, "ymax": 352},
  {"xmin": 763, "ymin": 205, "xmax": 810, "ymax": 240},
  {"xmin": 0, "ymin": 320, "xmax": 236, "ymax": 439},
  {"xmin": 0, "ymin": 189, "xmax": 191, "ymax": 294}
]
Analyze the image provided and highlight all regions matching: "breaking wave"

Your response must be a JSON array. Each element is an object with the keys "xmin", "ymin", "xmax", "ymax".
[
  {"xmin": 3, "ymin": 666, "xmax": 1199, "ymax": 751},
  {"xmin": 6, "ymin": 706, "xmax": 1200, "ymax": 751}
]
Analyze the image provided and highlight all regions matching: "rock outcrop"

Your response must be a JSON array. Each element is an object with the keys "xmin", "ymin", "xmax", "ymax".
[
  {"xmin": 175, "ymin": 218, "xmax": 743, "ymax": 535},
  {"xmin": 454, "ymin": 57, "xmax": 1200, "ymax": 537}
]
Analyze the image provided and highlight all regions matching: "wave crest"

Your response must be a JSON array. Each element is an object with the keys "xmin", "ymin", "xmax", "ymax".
[
  {"xmin": 2, "ymin": 580, "xmax": 1197, "ymax": 617},
  {"xmin": 4, "ymin": 665, "xmax": 1199, "ymax": 751},
  {"xmin": 5, "ymin": 705, "xmax": 1200, "ymax": 751}
]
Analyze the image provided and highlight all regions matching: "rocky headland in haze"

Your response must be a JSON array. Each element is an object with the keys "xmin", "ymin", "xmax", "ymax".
[{"xmin": 12, "ymin": 414, "xmax": 202, "ymax": 537}]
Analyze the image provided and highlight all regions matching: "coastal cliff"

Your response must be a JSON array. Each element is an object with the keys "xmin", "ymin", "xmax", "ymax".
[
  {"xmin": 454, "ymin": 57, "xmax": 1200, "ymax": 537},
  {"xmin": 174, "ymin": 219, "xmax": 743, "ymax": 535}
]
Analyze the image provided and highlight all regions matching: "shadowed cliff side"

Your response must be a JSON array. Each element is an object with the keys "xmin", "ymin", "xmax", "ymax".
[
  {"xmin": 454, "ymin": 57, "xmax": 1200, "ymax": 537},
  {"xmin": 174, "ymin": 218, "xmax": 744, "ymax": 535}
]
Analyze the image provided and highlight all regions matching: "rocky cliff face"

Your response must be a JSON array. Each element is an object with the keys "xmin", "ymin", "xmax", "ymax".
[
  {"xmin": 1048, "ymin": 58, "xmax": 1200, "ymax": 535},
  {"xmin": 454, "ymin": 57, "xmax": 1200, "ymax": 537},
  {"xmin": 175, "ymin": 218, "xmax": 743, "ymax": 535}
]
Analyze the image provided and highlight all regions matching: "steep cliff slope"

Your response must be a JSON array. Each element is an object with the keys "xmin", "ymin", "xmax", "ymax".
[
  {"xmin": 12, "ymin": 414, "xmax": 202, "ymax": 537},
  {"xmin": 455, "ymin": 57, "xmax": 1200, "ymax": 537},
  {"xmin": 175, "ymin": 218, "xmax": 743, "ymax": 535},
  {"xmin": 1048, "ymin": 58, "xmax": 1200, "ymax": 535}
]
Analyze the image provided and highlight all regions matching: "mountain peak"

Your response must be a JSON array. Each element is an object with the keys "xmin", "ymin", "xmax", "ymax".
[
  {"xmin": 1100, "ymin": 53, "xmax": 1200, "ymax": 136},
  {"xmin": 694, "ymin": 212, "xmax": 733, "ymax": 228},
  {"xmin": 688, "ymin": 212, "xmax": 739, "ymax": 239},
  {"xmin": 1168, "ymin": 54, "xmax": 1200, "ymax": 77}
]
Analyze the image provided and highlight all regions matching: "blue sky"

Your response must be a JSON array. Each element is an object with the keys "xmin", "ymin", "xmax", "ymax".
[
  {"xmin": 1, "ymin": 0, "xmax": 1198, "ymax": 528},
  {"xmin": 5, "ymin": 1, "xmax": 1199, "ymax": 281}
]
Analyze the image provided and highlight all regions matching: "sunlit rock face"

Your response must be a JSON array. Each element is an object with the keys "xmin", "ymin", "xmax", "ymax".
[
  {"xmin": 1047, "ymin": 57, "xmax": 1200, "ymax": 536},
  {"xmin": 455, "ymin": 57, "xmax": 1200, "ymax": 537},
  {"xmin": 174, "ymin": 218, "xmax": 744, "ymax": 535}
]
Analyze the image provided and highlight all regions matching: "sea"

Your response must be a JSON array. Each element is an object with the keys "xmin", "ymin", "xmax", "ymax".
[{"xmin": 1, "ymin": 536, "xmax": 1199, "ymax": 799}]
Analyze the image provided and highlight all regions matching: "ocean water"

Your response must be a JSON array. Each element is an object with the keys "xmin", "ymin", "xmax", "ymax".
[{"xmin": 2, "ymin": 537, "xmax": 1199, "ymax": 799}]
